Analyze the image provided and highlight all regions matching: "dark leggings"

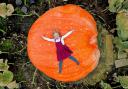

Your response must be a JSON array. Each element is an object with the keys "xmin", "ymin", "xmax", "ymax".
[{"xmin": 59, "ymin": 56, "xmax": 79, "ymax": 73}]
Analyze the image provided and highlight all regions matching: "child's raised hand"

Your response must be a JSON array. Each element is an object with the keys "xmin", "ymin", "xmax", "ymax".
[{"xmin": 41, "ymin": 36, "xmax": 55, "ymax": 42}]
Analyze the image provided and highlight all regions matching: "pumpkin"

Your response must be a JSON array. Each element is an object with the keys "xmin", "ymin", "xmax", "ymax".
[{"xmin": 27, "ymin": 4, "xmax": 100, "ymax": 82}]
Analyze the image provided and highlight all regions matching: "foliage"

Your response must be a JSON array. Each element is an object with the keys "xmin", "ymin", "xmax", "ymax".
[
  {"xmin": 97, "ymin": 21, "xmax": 108, "ymax": 48},
  {"xmin": 0, "ymin": 59, "xmax": 9, "ymax": 71},
  {"xmin": 100, "ymin": 76, "xmax": 128, "ymax": 89},
  {"xmin": 118, "ymin": 76, "xmax": 128, "ymax": 89},
  {"xmin": 15, "ymin": 7, "xmax": 26, "ymax": 15},
  {"xmin": 114, "ymin": 37, "xmax": 128, "ymax": 51},
  {"xmin": 100, "ymin": 80, "xmax": 112, "ymax": 89},
  {"xmin": 104, "ymin": 34, "xmax": 114, "ymax": 65},
  {"xmin": 0, "ymin": 0, "xmax": 127, "ymax": 88},
  {"xmin": 116, "ymin": 12, "xmax": 128, "ymax": 41},
  {"xmin": 0, "ymin": 17, "xmax": 7, "ymax": 34},
  {"xmin": 0, "ymin": 59, "xmax": 19, "ymax": 88},
  {"xmin": 108, "ymin": 1, "xmax": 128, "ymax": 88},
  {"xmin": 82, "ymin": 23, "xmax": 114, "ymax": 85},
  {"xmin": 122, "ymin": 0, "xmax": 128, "ymax": 10},
  {"xmin": 108, "ymin": 0, "xmax": 128, "ymax": 12},
  {"xmin": 0, "ymin": 3, "xmax": 14, "ymax": 18},
  {"xmin": 0, "ymin": 70, "xmax": 13, "ymax": 86},
  {"xmin": 0, "ymin": 39, "xmax": 14, "ymax": 52},
  {"xmin": 109, "ymin": 0, "xmax": 128, "ymax": 61}
]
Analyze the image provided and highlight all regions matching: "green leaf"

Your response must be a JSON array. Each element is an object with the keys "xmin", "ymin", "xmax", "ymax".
[
  {"xmin": 122, "ymin": 0, "xmax": 128, "ymax": 10},
  {"xmin": 0, "ymin": 73, "xmax": 3, "ymax": 82},
  {"xmin": 0, "ymin": 86, "xmax": 4, "ymax": 89},
  {"xmin": 108, "ymin": 0, "xmax": 124, "ymax": 12},
  {"xmin": 0, "ymin": 39, "xmax": 14, "ymax": 52},
  {"xmin": 114, "ymin": 37, "xmax": 128, "ymax": 51},
  {"xmin": 2, "ymin": 70, "xmax": 13, "ymax": 84},
  {"xmin": 15, "ymin": 7, "xmax": 25, "ymax": 15},
  {"xmin": 116, "ymin": 12, "xmax": 128, "ymax": 41},
  {"xmin": 0, "ymin": 28, "xmax": 5, "ymax": 34},
  {"xmin": 97, "ymin": 32, "xmax": 102, "ymax": 47},
  {"xmin": 118, "ymin": 76, "xmax": 128, "ymax": 89},
  {"xmin": 100, "ymin": 80, "xmax": 113, "ymax": 89},
  {"xmin": 0, "ymin": 71, "xmax": 13, "ymax": 86}
]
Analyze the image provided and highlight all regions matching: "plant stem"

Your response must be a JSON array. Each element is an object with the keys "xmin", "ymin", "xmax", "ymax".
[
  {"xmin": 24, "ymin": 0, "xmax": 27, "ymax": 5},
  {"xmin": 12, "ymin": 12, "xmax": 40, "ymax": 17},
  {"xmin": 12, "ymin": 14, "xmax": 32, "ymax": 17},
  {"xmin": 31, "ymin": 68, "xmax": 37, "ymax": 85},
  {"xmin": 112, "ymin": 85, "xmax": 122, "ymax": 88},
  {"xmin": 0, "ymin": 29, "xmax": 6, "ymax": 34}
]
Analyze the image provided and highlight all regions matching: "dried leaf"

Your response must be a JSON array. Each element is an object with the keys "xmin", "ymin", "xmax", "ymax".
[
  {"xmin": 0, "ymin": 3, "xmax": 14, "ymax": 18},
  {"xmin": 104, "ymin": 35, "xmax": 114, "ymax": 65},
  {"xmin": 6, "ymin": 4, "xmax": 14, "ymax": 16},
  {"xmin": 0, "ymin": 3, "xmax": 7, "ymax": 18},
  {"xmin": 118, "ymin": 51, "xmax": 127, "ymax": 59},
  {"xmin": 0, "ymin": 59, "xmax": 9, "ymax": 71},
  {"xmin": 0, "ymin": 59, "xmax": 3, "ymax": 63},
  {"xmin": 7, "ymin": 81, "xmax": 19, "ymax": 89},
  {"xmin": 115, "ymin": 59, "xmax": 128, "ymax": 68},
  {"xmin": 124, "ymin": 49, "xmax": 128, "ymax": 53}
]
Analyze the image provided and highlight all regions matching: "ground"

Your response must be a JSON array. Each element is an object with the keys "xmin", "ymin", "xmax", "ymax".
[{"xmin": 0, "ymin": 0, "xmax": 128, "ymax": 89}]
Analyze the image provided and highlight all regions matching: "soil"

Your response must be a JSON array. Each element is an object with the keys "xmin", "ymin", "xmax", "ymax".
[{"xmin": 0, "ymin": 0, "xmax": 127, "ymax": 89}]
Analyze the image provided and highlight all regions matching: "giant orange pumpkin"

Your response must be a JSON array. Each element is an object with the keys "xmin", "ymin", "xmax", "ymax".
[{"xmin": 27, "ymin": 4, "xmax": 100, "ymax": 82}]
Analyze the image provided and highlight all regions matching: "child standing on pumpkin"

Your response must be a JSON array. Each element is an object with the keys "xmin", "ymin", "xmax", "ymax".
[{"xmin": 42, "ymin": 30, "xmax": 79, "ymax": 73}]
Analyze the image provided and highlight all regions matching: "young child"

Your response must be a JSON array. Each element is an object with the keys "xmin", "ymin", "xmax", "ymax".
[{"xmin": 42, "ymin": 30, "xmax": 79, "ymax": 73}]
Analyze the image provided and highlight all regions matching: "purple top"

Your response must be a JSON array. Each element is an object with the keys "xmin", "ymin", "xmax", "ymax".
[{"xmin": 55, "ymin": 38, "xmax": 73, "ymax": 61}]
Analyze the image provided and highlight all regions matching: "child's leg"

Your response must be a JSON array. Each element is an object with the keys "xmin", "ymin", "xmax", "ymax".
[
  {"xmin": 59, "ymin": 60, "xmax": 63, "ymax": 73},
  {"xmin": 69, "ymin": 56, "xmax": 80, "ymax": 65}
]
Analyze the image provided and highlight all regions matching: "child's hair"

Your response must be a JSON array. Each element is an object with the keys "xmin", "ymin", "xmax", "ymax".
[{"xmin": 52, "ymin": 29, "xmax": 61, "ymax": 36}]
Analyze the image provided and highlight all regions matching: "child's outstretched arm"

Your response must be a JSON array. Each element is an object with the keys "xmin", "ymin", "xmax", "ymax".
[
  {"xmin": 41, "ymin": 36, "xmax": 55, "ymax": 42},
  {"xmin": 62, "ymin": 30, "xmax": 74, "ymax": 39}
]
